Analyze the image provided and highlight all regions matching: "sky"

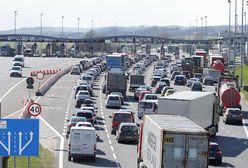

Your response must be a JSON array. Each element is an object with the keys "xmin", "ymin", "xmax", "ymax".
[{"xmin": 0, "ymin": 0, "xmax": 245, "ymax": 31}]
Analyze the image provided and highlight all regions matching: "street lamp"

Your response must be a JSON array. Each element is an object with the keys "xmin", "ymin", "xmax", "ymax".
[
  {"xmin": 205, "ymin": 16, "xmax": 208, "ymax": 40},
  {"xmin": 234, "ymin": 0, "xmax": 237, "ymax": 75},
  {"xmin": 62, "ymin": 16, "xmax": 64, "ymax": 37},
  {"xmin": 195, "ymin": 19, "xmax": 198, "ymax": 39},
  {"xmin": 228, "ymin": 0, "xmax": 231, "ymax": 68},
  {"xmin": 240, "ymin": 0, "xmax": 244, "ymax": 88},
  {"xmin": 201, "ymin": 17, "xmax": 203, "ymax": 40},
  {"xmin": 14, "ymin": 11, "xmax": 17, "ymax": 35},
  {"xmin": 188, "ymin": 21, "xmax": 191, "ymax": 40},
  {"xmin": 40, "ymin": 13, "xmax": 43, "ymax": 35},
  {"xmin": 77, "ymin": 18, "xmax": 80, "ymax": 39}
]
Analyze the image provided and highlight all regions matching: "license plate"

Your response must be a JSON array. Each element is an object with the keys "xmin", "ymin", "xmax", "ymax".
[
  {"xmin": 232, "ymin": 115, "xmax": 237, "ymax": 117},
  {"xmin": 208, "ymin": 157, "xmax": 215, "ymax": 159}
]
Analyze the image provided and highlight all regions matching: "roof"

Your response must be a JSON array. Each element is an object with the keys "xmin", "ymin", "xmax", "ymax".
[
  {"xmin": 146, "ymin": 115, "xmax": 208, "ymax": 133},
  {"xmin": 119, "ymin": 122, "xmax": 137, "ymax": 127},
  {"xmin": 71, "ymin": 126, "xmax": 95, "ymax": 131},
  {"xmin": 160, "ymin": 91, "xmax": 214, "ymax": 101}
]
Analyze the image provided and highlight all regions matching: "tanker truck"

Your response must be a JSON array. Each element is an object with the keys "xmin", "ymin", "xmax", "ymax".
[{"xmin": 216, "ymin": 76, "xmax": 241, "ymax": 115}]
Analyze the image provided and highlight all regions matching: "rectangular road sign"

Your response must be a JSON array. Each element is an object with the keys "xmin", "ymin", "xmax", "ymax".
[{"xmin": 0, "ymin": 119, "xmax": 39, "ymax": 156}]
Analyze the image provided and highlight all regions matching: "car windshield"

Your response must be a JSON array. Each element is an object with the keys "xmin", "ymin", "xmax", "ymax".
[
  {"xmin": 14, "ymin": 58, "xmax": 22, "ymax": 61},
  {"xmin": 71, "ymin": 117, "xmax": 87, "ymax": 123},
  {"xmin": 121, "ymin": 125, "xmax": 137, "ymax": 132},
  {"xmin": 108, "ymin": 96, "xmax": 119, "ymax": 100},
  {"xmin": 78, "ymin": 92, "xmax": 88, "ymax": 95},
  {"xmin": 113, "ymin": 113, "xmax": 131, "ymax": 121},
  {"xmin": 12, "ymin": 67, "xmax": 21, "ymax": 70},
  {"xmin": 139, "ymin": 102, "xmax": 153, "ymax": 109},
  {"xmin": 228, "ymin": 110, "xmax": 241, "ymax": 114}
]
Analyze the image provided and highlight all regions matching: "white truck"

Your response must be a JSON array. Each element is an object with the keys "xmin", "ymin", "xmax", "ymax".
[
  {"xmin": 158, "ymin": 91, "xmax": 219, "ymax": 136},
  {"xmin": 137, "ymin": 114, "xmax": 209, "ymax": 168},
  {"xmin": 203, "ymin": 68, "xmax": 221, "ymax": 83}
]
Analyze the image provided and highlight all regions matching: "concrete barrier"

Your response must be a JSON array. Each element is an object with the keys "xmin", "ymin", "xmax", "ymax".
[{"xmin": 36, "ymin": 66, "xmax": 72, "ymax": 96}]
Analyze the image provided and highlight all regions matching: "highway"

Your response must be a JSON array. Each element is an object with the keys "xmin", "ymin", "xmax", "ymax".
[{"xmin": 1, "ymin": 56, "xmax": 248, "ymax": 168}]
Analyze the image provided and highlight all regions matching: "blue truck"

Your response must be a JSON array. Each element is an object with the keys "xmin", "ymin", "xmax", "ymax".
[{"xmin": 106, "ymin": 54, "xmax": 126, "ymax": 71}]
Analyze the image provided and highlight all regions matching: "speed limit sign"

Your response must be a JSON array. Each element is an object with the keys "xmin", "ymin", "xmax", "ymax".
[
  {"xmin": 28, "ymin": 103, "xmax": 42, "ymax": 116},
  {"xmin": 36, "ymin": 72, "xmax": 44, "ymax": 80}
]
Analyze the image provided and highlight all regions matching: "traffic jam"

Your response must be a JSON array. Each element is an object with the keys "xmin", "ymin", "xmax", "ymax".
[{"xmin": 65, "ymin": 48, "xmax": 241, "ymax": 167}]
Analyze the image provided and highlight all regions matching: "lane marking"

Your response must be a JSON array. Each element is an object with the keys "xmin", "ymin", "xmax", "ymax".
[
  {"xmin": 110, "ymin": 145, "xmax": 114, "ymax": 152},
  {"xmin": 242, "ymin": 119, "xmax": 248, "ymax": 138}
]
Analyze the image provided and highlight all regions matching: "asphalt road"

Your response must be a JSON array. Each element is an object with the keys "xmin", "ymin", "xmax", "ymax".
[{"xmin": 2, "ymin": 56, "xmax": 248, "ymax": 168}]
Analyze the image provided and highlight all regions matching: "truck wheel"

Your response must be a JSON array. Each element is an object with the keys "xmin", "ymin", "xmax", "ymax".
[{"xmin": 92, "ymin": 155, "xmax": 96, "ymax": 162}]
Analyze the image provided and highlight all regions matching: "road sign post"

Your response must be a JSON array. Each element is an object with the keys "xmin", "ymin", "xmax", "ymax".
[{"xmin": 0, "ymin": 119, "xmax": 39, "ymax": 156}]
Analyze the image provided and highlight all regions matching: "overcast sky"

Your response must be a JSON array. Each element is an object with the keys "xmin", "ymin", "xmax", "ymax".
[{"xmin": 0, "ymin": 0, "xmax": 245, "ymax": 31}]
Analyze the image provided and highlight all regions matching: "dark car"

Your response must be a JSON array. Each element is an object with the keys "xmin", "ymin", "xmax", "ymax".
[
  {"xmin": 174, "ymin": 75, "xmax": 186, "ymax": 85},
  {"xmin": 151, "ymin": 76, "xmax": 161, "ymax": 87},
  {"xmin": 155, "ymin": 82, "xmax": 167, "ymax": 94},
  {"xmin": 193, "ymin": 73, "xmax": 203, "ymax": 82},
  {"xmin": 181, "ymin": 71, "xmax": 190, "ymax": 79},
  {"xmin": 159, "ymin": 78, "xmax": 170, "ymax": 86},
  {"xmin": 171, "ymin": 71, "xmax": 180, "ymax": 80},
  {"xmin": 203, "ymin": 76, "xmax": 214, "ymax": 85},
  {"xmin": 209, "ymin": 142, "xmax": 222, "ymax": 165},
  {"xmin": 116, "ymin": 123, "xmax": 138, "ymax": 144},
  {"xmin": 223, "ymin": 108, "xmax": 243, "ymax": 125},
  {"xmin": 191, "ymin": 81, "xmax": 203, "ymax": 91},
  {"xmin": 187, "ymin": 78, "xmax": 200, "ymax": 87}
]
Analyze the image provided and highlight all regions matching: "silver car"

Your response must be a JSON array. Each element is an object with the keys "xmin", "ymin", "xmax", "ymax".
[{"xmin": 105, "ymin": 94, "xmax": 122, "ymax": 108}]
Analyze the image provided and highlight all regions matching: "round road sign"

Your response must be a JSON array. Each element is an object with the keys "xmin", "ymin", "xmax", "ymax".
[
  {"xmin": 26, "ymin": 77, "xmax": 34, "ymax": 86},
  {"xmin": 28, "ymin": 103, "xmax": 42, "ymax": 116},
  {"xmin": 36, "ymin": 72, "xmax": 44, "ymax": 80}
]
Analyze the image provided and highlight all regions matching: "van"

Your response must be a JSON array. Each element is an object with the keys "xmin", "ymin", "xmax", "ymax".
[
  {"xmin": 13, "ymin": 55, "xmax": 25, "ymax": 67},
  {"xmin": 68, "ymin": 127, "xmax": 96, "ymax": 162},
  {"xmin": 137, "ymin": 100, "xmax": 158, "ymax": 119}
]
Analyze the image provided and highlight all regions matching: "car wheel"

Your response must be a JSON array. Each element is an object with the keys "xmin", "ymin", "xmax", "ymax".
[
  {"xmin": 91, "ymin": 155, "xmax": 96, "ymax": 162},
  {"xmin": 217, "ymin": 159, "xmax": 222, "ymax": 165}
]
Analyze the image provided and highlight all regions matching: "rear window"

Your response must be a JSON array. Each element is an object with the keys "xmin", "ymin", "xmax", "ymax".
[
  {"xmin": 228, "ymin": 110, "xmax": 241, "ymax": 114},
  {"xmin": 71, "ymin": 118, "xmax": 86, "ymax": 122},
  {"xmin": 113, "ymin": 113, "xmax": 131, "ymax": 121},
  {"xmin": 145, "ymin": 95, "xmax": 157, "ymax": 100},
  {"xmin": 175, "ymin": 76, "xmax": 184, "ymax": 80},
  {"xmin": 14, "ymin": 57, "xmax": 23, "ymax": 62},
  {"xmin": 77, "ymin": 112, "xmax": 93, "ymax": 119},
  {"xmin": 139, "ymin": 102, "xmax": 153, "ymax": 109},
  {"xmin": 154, "ymin": 78, "xmax": 160, "ymax": 81},
  {"xmin": 78, "ymin": 92, "xmax": 88, "ymax": 95},
  {"xmin": 121, "ymin": 125, "xmax": 137, "ymax": 132},
  {"xmin": 82, "ymin": 76, "xmax": 92, "ymax": 80},
  {"xmin": 109, "ymin": 96, "xmax": 119, "ymax": 100},
  {"xmin": 209, "ymin": 144, "xmax": 220, "ymax": 151}
]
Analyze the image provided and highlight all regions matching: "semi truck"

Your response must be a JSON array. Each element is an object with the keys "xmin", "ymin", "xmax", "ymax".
[
  {"xmin": 106, "ymin": 68, "xmax": 127, "ymax": 97},
  {"xmin": 129, "ymin": 73, "xmax": 144, "ymax": 92},
  {"xmin": 157, "ymin": 91, "xmax": 219, "ymax": 136},
  {"xmin": 137, "ymin": 114, "xmax": 209, "ymax": 168},
  {"xmin": 203, "ymin": 68, "xmax": 221, "ymax": 83},
  {"xmin": 106, "ymin": 53, "xmax": 126, "ymax": 71}
]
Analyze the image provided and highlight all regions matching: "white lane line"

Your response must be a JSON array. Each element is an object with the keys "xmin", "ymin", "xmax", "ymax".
[
  {"xmin": 113, "ymin": 153, "xmax": 117, "ymax": 160},
  {"xmin": 38, "ymin": 115, "xmax": 64, "ymax": 168},
  {"xmin": 106, "ymin": 133, "xmax": 110, "ymax": 139},
  {"xmin": 242, "ymin": 119, "xmax": 248, "ymax": 138},
  {"xmin": 0, "ymin": 78, "xmax": 26, "ymax": 102},
  {"xmin": 109, "ymin": 139, "xmax": 112, "ymax": 145},
  {"xmin": 110, "ymin": 145, "xmax": 114, "ymax": 151}
]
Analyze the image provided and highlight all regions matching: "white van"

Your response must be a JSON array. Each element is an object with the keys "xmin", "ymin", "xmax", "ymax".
[
  {"xmin": 68, "ymin": 127, "xmax": 96, "ymax": 162},
  {"xmin": 137, "ymin": 100, "xmax": 158, "ymax": 119},
  {"xmin": 13, "ymin": 55, "xmax": 25, "ymax": 67}
]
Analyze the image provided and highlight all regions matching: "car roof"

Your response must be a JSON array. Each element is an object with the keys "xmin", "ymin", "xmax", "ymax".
[
  {"xmin": 70, "ymin": 116, "xmax": 87, "ymax": 120},
  {"xmin": 119, "ymin": 122, "xmax": 137, "ymax": 127},
  {"xmin": 209, "ymin": 142, "xmax": 218, "ymax": 146},
  {"xmin": 113, "ymin": 111, "xmax": 132, "ymax": 114},
  {"xmin": 226, "ymin": 108, "xmax": 240, "ymax": 110},
  {"xmin": 76, "ymin": 109, "xmax": 93, "ymax": 114},
  {"xmin": 139, "ymin": 99, "xmax": 158, "ymax": 103},
  {"xmin": 108, "ymin": 94, "xmax": 120, "ymax": 97},
  {"xmin": 76, "ymin": 121, "xmax": 92, "ymax": 125}
]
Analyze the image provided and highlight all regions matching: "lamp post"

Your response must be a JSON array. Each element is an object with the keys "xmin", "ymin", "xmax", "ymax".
[
  {"xmin": 228, "ymin": 0, "xmax": 231, "ymax": 68},
  {"xmin": 14, "ymin": 11, "xmax": 17, "ymax": 35},
  {"xmin": 188, "ymin": 21, "xmax": 191, "ymax": 40},
  {"xmin": 196, "ymin": 19, "xmax": 198, "ymax": 39},
  {"xmin": 234, "ymin": 0, "xmax": 237, "ymax": 75},
  {"xmin": 62, "ymin": 16, "xmax": 64, "ymax": 37},
  {"xmin": 77, "ymin": 18, "xmax": 80, "ymax": 39},
  {"xmin": 205, "ymin": 16, "xmax": 208, "ymax": 40},
  {"xmin": 40, "ymin": 13, "xmax": 43, "ymax": 35},
  {"xmin": 201, "ymin": 17, "xmax": 203, "ymax": 40},
  {"xmin": 91, "ymin": 19, "xmax": 94, "ymax": 56},
  {"xmin": 240, "ymin": 0, "xmax": 244, "ymax": 88}
]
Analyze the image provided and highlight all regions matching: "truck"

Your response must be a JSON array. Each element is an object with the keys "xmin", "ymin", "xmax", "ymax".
[
  {"xmin": 129, "ymin": 73, "xmax": 144, "ymax": 92},
  {"xmin": 106, "ymin": 53, "xmax": 126, "ymax": 71},
  {"xmin": 106, "ymin": 68, "xmax": 127, "ymax": 97},
  {"xmin": 217, "ymin": 76, "xmax": 241, "ymax": 114},
  {"xmin": 157, "ymin": 91, "xmax": 219, "ymax": 136},
  {"xmin": 137, "ymin": 114, "xmax": 209, "ymax": 168},
  {"xmin": 203, "ymin": 68, "xmax": 221, "ymax": 83}
]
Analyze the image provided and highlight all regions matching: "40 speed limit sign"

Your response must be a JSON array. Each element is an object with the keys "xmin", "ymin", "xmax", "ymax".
[{"xmin": 28, "ymin": 103, "xmax": 42, "ymax": 116}]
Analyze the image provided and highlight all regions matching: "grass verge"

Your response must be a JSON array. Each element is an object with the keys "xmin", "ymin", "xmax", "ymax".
[
  {"xmin": 4, "ymin": 145, "xmax": 55, "ymax": 168},
  {"xmin": 235, "ymin": 64, "xmax": 248, "ymax": 101}
]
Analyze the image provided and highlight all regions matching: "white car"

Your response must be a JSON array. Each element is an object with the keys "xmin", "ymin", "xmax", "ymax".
[
  {"xmin": 75, "ymin": 121, "xmax": 93, "ymax": 128},
  {"xmin": 105, "ymin": 94, "xmax": 122, "ymax": 108},
  {"xmin": 10, "ymin": 66, "xmax": 22, "ymax": 77},
  {"xmin": 75, "ymin": 90, "xmax": 91, "ymax": 101}
]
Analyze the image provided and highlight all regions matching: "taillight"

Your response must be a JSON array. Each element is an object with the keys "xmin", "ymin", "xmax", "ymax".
[
  {"xmin": 216, "ymin": 150, "xmax": 222, "ymax": 155},
  {"xmin": 68, "ymin": 144, "xmax": 71, "ymax": 150},
  {"xmin": 68, "ymin": 123, "xmax": 75, "ymax": 127},
  {"xmin": 94, "ymin": 144, "xmax": 96, "ymax": 152},
  {"xmin": 240, "ymin": 113, "xmax": 243, "ymax": 117}
]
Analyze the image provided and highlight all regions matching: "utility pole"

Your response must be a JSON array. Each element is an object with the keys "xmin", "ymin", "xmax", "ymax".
[
  {"xmin": 205, "ymin": 16, "xmax": 208, "ymax": 40},
  {"xmin": 241, "ymin": 0, "xmax": 244, "ymax": 88},
  {"xmin": 62, "ymin": 16, "xmax": 64, "ymax": 37},
  {"xmin": 228, "ymin": 0, "xmax": 231, "ymax": 68},
  {"xmin": 234, "ymin": 0, "xmax": 237, "ymax": 75}
]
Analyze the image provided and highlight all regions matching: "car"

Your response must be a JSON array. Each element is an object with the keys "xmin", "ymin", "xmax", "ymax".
[
  {"xmin": 110, "ymin": 92, "xmax": 124, "ymax": 105},
  {"xmin": 105, "ymin": 94, "xmax": 122, "ymax": 108},
  {"xmin": 75, "ymin": 90, "xmax": 91, "ymax": 108},
  {"xmin": 116, "ymin": 123, "xmax": 139, "ymax": 144},
  {"xmin": 164, "ymin": 88, "xmax": 177, "ymax": 96},
  {"xmin": 187, "ymin": 78, "xmax": 200, "ymax": 87},
  {"xmin": 223, "ymin": 108, "xmax": 243, "ymax": 125},
  {"xmin": 75, "ymin": 85, "xmax": 91, "ymax": 99},
  {"xmin": 109, "ymin": 111, "xmax": 135, "ymax": 134},
  {"xmin": 139, "ymin": 85, "xmax": 152, "ymax": 92},
  {"xmin": 10, "ymin": 66, "xmax": 22, "ymax": 77},
  {"xmin": 13, "ymin": 55, "xmax": 25, "ymax": 67},
  {"xmin": 70, "ymin": 66, "xmax": 81, "ymax": 75},
  {"xmin": 161, "ymin": 86, "xmax": 174, "ymax": 96},
  {"xmin": 151, "ymin": 76, "xmax": 161, "ymax": 87},
  {"xmin": 80, "ymin": 74, "xmax": 94, "ymax": 87},
  {"xmin": 134, "ymin": 88, "xmax": 146, "ymax": 100},
  {"xmin": 138, "ymin": 100, "xmax": 158, "ymax": 119},
  {"xmin": 75, "ymin": 121, "xmax": 93, "ymax": 128},
  {"xmin": 180, "ymin": 71, "xmax": 191, "ymax": 79},
  {"xmin": 143, "ymin": 94, "xmax": 158, "ymax": 101},
  {"xmin": 155, "ymin": 82, "xmax": 167, "ymax": 94},
  {"xmin": 191, "ymin": 81, "xmax": 203, "ymax": 91},
  {"xmin": 138, "ymin": 90, "xmax": 152, "ymax": 101},
  {"xmin": 209, "ymin": 142, "xmax": 222, "ymax": 165},
  {"xmin": 170, "ymin": 65, "xmax": 179, "ymax": 74},
  {"xmin": 74, "ymin": 110, "xmax": 96, "ymax": 126},
  {"xmin": 174, "ymin": 75, "xmax": 186, "ymax": 85},
  {"xmin": 80, "ymin": 106, "xmax": 97, "ymax": 123},
  {"xmin": 66, "ymin": 116, "xmax": 87, "ymax": 138},
  {"xmin": 203, "ymin": 76, "xmax": 214, "ymax": 85},
  {"xmin": 171, "ymin": 71, "xmax": 180, "ymax": 80},
  {"xmin": 193, "ymin": 73, "xmax": 203, "ymax": 82},
  {"xmin": 159, "ymin": 78, "xmax": 170, "ymax": 86}
]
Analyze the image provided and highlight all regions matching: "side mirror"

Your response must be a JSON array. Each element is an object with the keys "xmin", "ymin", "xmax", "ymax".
[
  {"xmin": 66, "ymin": 119, "xmax": 70, "ymax": 122},
  {"xmin": 109, "ymin": 115, "xmax": 112, "ymax": 118},
  {"xmin": 72, "ymin": 114, "xmax": 75, "ymax": 116}
]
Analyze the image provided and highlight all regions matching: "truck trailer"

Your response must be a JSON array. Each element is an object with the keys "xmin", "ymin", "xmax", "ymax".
[
  {"xmin": 137, "ymin": 114, "xmax": 209, "ymax": 168},
  {"xmin": 158, "ymin": 91, "xmax": 219, "ymax": 136},
  {"xmin": 129, "ymin": 73, "xmax": 145, "ymax": 92}
]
